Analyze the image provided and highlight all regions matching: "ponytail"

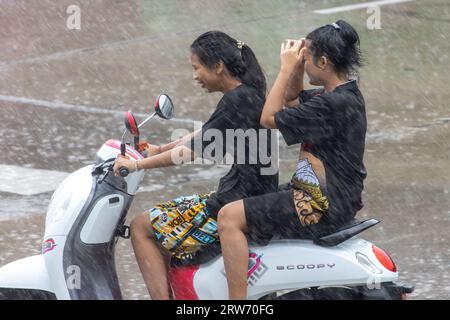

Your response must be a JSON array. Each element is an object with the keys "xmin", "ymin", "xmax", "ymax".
[{"xmin": 239, "ymin": 44, "xmax": 267, "ymax": 96}]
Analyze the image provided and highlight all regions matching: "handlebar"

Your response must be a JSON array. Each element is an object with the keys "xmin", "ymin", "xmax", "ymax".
[
  {"xmin": 119, "ymin": 142, "xmax": 130, "ymax": 177},
  {"xmin": 119, "ymin": 166, "xmax": 129, "ymax": 177}
]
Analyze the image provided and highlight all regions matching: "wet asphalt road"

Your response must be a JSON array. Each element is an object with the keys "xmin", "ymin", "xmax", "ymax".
[{"xmin": 0, "ymin": 0, "xmax": 449, "ymax": 299}]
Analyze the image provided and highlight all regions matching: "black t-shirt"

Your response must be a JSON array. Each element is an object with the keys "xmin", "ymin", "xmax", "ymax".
[
  {"xmin": 188, "ymin": 84, "xmax": 279, "ymax": 219},
  {"xmin": 275, "ymin": 80, "xmax": 367, "ymax": 231}
]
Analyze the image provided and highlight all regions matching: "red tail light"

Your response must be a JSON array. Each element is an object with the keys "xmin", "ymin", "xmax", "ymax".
[{"xmin": 372, "ymin": 245, "xmax": 397, "ymax": 272}]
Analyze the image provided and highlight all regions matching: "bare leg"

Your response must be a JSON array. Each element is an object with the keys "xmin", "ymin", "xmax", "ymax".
[
  {"xmin": 130, "ymin": 213, "xmax": 172, "ymax": 300},
  {"xmin": 217, "ymin": 200, "xmax": 248, "ymax": 300}
]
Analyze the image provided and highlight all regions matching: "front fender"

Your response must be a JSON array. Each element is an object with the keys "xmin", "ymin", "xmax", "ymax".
[{"xmin": 0, "ymin": 255, "xmax": 52, "ymax": 293}]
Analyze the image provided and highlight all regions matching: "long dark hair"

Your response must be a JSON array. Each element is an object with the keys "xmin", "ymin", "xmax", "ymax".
[
  {"xmin": 306, "ymin": 20, "xmax": 363, "ymax": 77},
  {"xmin": 191, "ymin": 31, "xmax": 266, "ymax": 96}
]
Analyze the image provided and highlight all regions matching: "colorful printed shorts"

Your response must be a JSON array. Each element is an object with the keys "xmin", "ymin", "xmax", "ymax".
[{"xmin": 148, "ymin": 193, "xmax": 218, "ymax": 260}]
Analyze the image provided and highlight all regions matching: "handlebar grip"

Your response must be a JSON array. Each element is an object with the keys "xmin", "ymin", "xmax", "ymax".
[{"xmin": 119, "ymin": 167, "xmax": 129, "ymax": 177}]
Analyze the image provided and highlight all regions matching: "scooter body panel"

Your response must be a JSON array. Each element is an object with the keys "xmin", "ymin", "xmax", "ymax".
[
  {"xmin": 0, "ymin": 255, "xmax": 51, "ymax": 292},
  {"xmin": 44, "ymin": 165, "xmax": 94, "ymax": 238},
  {"xmin": 44, "ymin": 235, "xmax": 70, "ymax": 299},
  {"xmin": 60, "ymin": 172, "xmax": 134, "ymax": 300},
  {"xmin": 38, "ymin": 147, "xmax": 140, "ymax": 299},
  {"xmin": 80, "ymin": 194, "xmax": 125, "ymax": 244},
  {"xmin": 192, "ymin": 238, "xmax": 398, "ymax": 300}
]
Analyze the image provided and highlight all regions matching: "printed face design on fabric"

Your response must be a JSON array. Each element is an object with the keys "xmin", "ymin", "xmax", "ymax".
[
  {"xmin": 291, "ymin": 158, "xmax": 329, "ymax": 227},
  {"xmin": 293, "ymin": 189, "xmax": 324, "ymax": 227}
]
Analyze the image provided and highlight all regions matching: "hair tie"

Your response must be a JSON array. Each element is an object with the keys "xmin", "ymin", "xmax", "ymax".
[
  {"xmin": 330, "ymin": 22, "xmax": 341, "ymax": 30},
  {"xmin": 236, "ymin": 40, "xmax": 245, "ymax": 50}
]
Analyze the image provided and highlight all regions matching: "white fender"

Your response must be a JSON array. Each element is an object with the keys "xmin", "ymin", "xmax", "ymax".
[{"xmin": 0, "ymin": 255, "xmax": 52, "ymax": 293}]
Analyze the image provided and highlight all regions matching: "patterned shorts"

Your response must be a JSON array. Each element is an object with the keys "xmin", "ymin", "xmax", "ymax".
[{"xmin": 148, "ymin": 193, "xmax": 218, "ymax": 260}]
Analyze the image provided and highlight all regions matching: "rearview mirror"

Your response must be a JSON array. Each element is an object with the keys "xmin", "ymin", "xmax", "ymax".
[
  {"xmin": 154, "ymin": 94, "xmax": 174, "ymax": 120},
  {"xmin": 124, "ymin": 111, "xmax": 139, "ymax": 136}
]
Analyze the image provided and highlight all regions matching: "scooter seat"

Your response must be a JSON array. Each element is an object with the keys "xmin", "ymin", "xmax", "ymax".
[{"xmin": 313, "ymin": 219, "xmax": 380, "ymax": 247}]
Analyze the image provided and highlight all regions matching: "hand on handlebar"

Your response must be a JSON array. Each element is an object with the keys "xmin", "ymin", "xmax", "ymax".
[{"xmin": 113, "ymin": 154, "xmax": 134, "ymax": 176}]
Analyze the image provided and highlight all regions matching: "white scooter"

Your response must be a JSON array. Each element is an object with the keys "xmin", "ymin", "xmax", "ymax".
[{"xmin": 0, "ymin": 94, "xmax": 413, "ymax": 300}]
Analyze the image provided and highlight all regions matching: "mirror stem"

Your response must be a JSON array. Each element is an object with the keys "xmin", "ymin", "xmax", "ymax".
[
  {"xmin": 134, "ymin": 135, "xmax": 140, "ymax": 152},
  {"xmin": 138, "ymin": 112, "xmax": 156, "ymax": 128},
  {"xmin": 121, "ymin": 128, "xmax": 128, "ymax": 141}
]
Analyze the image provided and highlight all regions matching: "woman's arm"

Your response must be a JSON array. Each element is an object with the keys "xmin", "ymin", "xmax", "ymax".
[
  {"xmin": 113, "ymin": 130, "xmax": 200, "ymax": 174},
  {"xmin": 141, "ymin": 129, "xmax": 200, "ymax": 156},
  {"xmin": 261, "ymin": 41, "xmax": 305, "ymax": 129},
  {"xmin": 139, "ymin": 145, "xmax": 195, "ymax": 169},
  {"xmin": 283, "ymin": 39, "xmax": 305, "ymax": 106},
  {"xmin": 158, "ymin": 129, "xmax": 200, "ymax": 153},
  {"xmin": 260, "ymin": 70, "xmax": 292, "ymax": 129},
  {"xmin": 113, "ymin": 144, "xmax": 196, "ymax": 174},
  {"xmin": 284, "ymin": 71, "xmax": 304, "ymax": 107}
]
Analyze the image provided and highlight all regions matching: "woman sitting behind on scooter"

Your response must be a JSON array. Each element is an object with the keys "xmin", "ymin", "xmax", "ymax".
[
  {"xmin": 217, "ymin": 20, "xmax": 366, "ymax": 299},
  {"xmin": 114, "ymin": 31, "xmax": 278, "ymax": 299}
]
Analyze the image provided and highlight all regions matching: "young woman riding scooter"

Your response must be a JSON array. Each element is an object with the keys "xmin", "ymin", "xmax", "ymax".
[
  {"xmin": 217, "ymin": 20, "xmax": 367, "ymax": 299},
  {"xmin": 113, "ymin": 31, "xmax": 278, "ymax": 300}
]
